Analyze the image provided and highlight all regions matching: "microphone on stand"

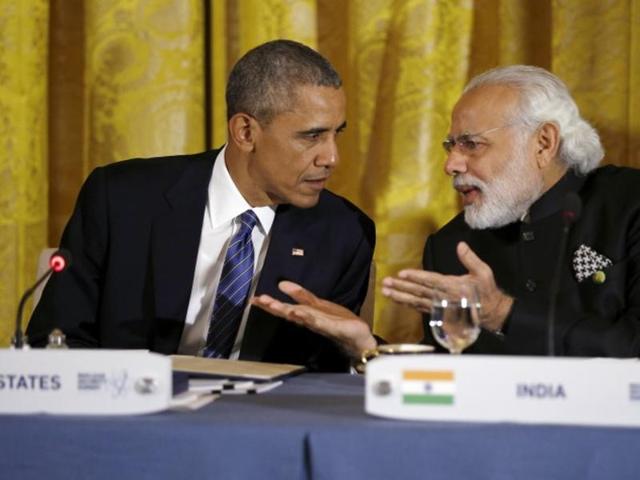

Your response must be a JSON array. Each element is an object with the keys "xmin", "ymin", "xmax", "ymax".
[
  {"xmin": 11, "ymin": 249, "xmax": 72, "ymax": 349},
  {"xmin": 547, "ymin": 193, "xmax": 582, "ymax": 356}
]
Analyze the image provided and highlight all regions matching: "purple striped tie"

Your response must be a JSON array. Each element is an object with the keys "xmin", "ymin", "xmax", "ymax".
[{"xmin": 203, "ymin": 210, "xmax": 258, "ymax": 358}]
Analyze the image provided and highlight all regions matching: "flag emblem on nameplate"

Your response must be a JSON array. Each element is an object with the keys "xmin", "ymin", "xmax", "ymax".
[
  {"xmin": 291, "ymin": 248, "xmax": 304, "ymax": 256},
  {"xmin": 402, "ymin": 370, "xmax": 455, "ymax": 405}
]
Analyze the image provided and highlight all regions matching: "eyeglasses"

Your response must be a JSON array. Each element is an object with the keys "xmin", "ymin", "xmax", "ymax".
[{"xmin": 442, "ymin": 125, "xmax": 513, "ymax": 154}]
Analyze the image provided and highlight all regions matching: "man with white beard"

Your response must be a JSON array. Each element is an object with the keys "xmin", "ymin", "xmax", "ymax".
[{"xmin": 252, "ymin": 65, "xmax": 640, "ymax": 358}]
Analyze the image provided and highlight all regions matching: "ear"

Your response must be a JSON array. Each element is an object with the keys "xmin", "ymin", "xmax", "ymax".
[
  {"xmin": 228, "ymin": 113, "xmax": 260, "ymax": 153},
  {"xmin": 534, "ymin": 122, "xmax": 560, "ymax": 169}
]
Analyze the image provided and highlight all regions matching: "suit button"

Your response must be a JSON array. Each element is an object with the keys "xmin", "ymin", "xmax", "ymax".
[
  {"xmin": 525, "ymin": 279, "xmax": 537, "ymax": 292},
  {"xmin": 522, "ymin": 231, "xmax": 535, "ymax": 241}
]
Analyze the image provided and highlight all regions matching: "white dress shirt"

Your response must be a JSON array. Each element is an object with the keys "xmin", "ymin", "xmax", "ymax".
[{"xmin": 178, "ymin": 146, "xmax": 276, "ymax": 358}]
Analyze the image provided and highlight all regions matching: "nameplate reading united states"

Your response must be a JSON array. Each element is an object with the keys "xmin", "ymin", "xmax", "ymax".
[{"xmin": 0, "ymin": 349, "xmax": 171, "ymax": 415}]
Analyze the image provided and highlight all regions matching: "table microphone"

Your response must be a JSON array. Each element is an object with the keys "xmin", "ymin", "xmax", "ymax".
[
  {"xmin": 547, "ymin": 193, "xmax": 582, "ymax": 356},
  {"xmin": 11, "ymin": 249, "xmax": 72, "ymax": 349}
]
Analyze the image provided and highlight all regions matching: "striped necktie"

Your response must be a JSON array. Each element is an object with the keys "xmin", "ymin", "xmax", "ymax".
[{"xmin": 202, "ymin": 210, "xmax": 258, "ymax": 358}]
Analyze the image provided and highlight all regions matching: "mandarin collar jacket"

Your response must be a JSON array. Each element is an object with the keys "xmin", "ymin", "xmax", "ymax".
[{"xmin": 423, "ymin": 166, "xmax": 640, "ymax": 357}]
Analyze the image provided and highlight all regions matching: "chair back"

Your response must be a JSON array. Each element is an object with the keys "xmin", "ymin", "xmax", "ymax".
[
  {"xmin": 360, "ymin": 261, "xmax": 376, "ymax": 327},
  {"xmin": 31, "ymin": 247, "xmax": 58, "ymax": 312}
]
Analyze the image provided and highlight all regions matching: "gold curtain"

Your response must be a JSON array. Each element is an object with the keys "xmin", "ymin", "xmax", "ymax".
[
  {"xmin": 552, "ymin": 0, "xmax": 640, "ymax": 169},
  {"xmin": 469, "ymin": 0, "xmax": 640, "ymax": 169},
  {"xmin": 319, "ymin": 0, "xmax": 471, "ymax": 342},
  {"xmin": 49, "ymin": 0, "xmax": 205, "ymax": 243},
  {"xmin": 0, "ymin": 0, "xmax": 49, "ymax": 345},
  {"xmin": 1, "ymin": 0, "xmax": 640, "ymax": 346}
]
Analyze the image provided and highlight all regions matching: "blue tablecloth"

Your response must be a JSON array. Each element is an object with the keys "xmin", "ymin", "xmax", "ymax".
[{"xmin": 1, "ymin": 374, "xmax": 639, "ymax": 480}]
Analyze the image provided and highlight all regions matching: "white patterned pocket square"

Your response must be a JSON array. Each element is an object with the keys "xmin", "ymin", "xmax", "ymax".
[{"xmin": 572, "ymin": 244, "xmax": 612, "ymax": 283}]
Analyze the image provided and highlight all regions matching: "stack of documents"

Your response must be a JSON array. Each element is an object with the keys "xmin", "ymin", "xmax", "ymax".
[{"xmin": 169, "ymin": 356, "xmax": 305, "ymax": 410}]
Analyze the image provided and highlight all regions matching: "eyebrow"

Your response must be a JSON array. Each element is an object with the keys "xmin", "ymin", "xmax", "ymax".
[
  {"xmin": 445, "ymin": 132, "xmax": 482, "ymax": 141},
  {"xmin": 297, "ymin": 121, "xmax": 347, "ymax": 136}
]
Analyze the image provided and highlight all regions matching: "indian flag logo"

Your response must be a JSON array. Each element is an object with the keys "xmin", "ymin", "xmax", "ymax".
[{"xmin": 402, "ymin": 370, "xmax": 455, "ymax": 405}]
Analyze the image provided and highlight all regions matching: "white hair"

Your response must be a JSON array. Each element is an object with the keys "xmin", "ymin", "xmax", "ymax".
[{"xmin": 464, "ymin": 65, "xmax": 604, "ymax": 174}]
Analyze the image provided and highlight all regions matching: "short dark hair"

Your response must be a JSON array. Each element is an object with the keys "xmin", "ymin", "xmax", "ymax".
[{"xmin": 226, "ymin": 39, "xmax": 342, "ymax": 124}]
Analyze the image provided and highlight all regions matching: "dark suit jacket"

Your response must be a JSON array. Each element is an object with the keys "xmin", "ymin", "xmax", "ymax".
[
  {"xmin": 27, "ymin": 149, "xmax": 375, "ymax": 371},
  {"xmin": 423, "ymin": 166, "xmax": 640, "ymax": 357}
]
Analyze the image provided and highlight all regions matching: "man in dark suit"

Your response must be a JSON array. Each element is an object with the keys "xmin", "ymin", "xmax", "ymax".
[
  {"xmin": 254, "ymin": 65, "xmax": 640, "ymax": 358},
  {"xmin": 27, "ymin": 39, "xmax": 376, "ymax": 372}
]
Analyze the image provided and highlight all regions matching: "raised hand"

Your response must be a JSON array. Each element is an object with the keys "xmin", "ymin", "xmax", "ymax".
[
  {"xmin": 251, "ymin": 280, "xmax": 377, "ymax": 358},
  {"xmin": 381, "ymin": 242, "xmax": 513, "ymax": 332}
]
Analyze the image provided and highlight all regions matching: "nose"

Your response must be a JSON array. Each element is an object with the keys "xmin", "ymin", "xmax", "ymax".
[
  {"xmin": 315, "ymin": 138, "xmax": 340, "ymax": 168},
  {"xmin": 444, "ymin": 150, "xmax": 468, "ymax": 176}
]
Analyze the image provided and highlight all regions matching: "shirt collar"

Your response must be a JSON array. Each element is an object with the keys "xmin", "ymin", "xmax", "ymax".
[
  {"xmin": 524, "ymin": 169, "xmax": 587, "ymax": 223},
  {"xmin": 208, "ymin": 146, "xmax": 276, "ymax": 233}
]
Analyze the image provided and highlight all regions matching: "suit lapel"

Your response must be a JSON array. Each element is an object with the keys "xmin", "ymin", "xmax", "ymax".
[
  {"xmin": 256, "ymin": 204, "xmax": 311, "ymax": 296},
  {"xmin": 240, "ymin": 204, "xmax": 313, "ymax": 360},
  {"xmin": 150, "ymin": 153, "xmax": 214, "ymax": 351}
]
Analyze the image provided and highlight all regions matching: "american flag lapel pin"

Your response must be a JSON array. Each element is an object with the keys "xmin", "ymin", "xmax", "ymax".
[{"xmin": 291, "ymin": 248, "xmax": 304, "ymax": 257}]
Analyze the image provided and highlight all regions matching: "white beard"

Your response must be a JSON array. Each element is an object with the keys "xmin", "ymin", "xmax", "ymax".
[{"xmin": 454, "ymin": 143, "xmax": 545, "ymax": 230}]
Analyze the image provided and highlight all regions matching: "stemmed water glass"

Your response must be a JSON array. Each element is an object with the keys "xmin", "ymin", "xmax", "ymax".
[{"xmin": 428, "ymin": 283, "xmax": 481, "ymax": 354}]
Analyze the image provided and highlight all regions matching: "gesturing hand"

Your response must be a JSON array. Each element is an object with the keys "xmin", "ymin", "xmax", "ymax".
[
  {"xmin": 251, "ymin": 281, "xmax": 377, "ymax": 358},
  {"xmin": 381, "ymin": 241, "xmax": 513, "ymax": 332}
]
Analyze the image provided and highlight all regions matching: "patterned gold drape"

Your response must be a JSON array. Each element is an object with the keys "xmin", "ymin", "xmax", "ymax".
[
  {"xmin": 0, "ymin": 0, "xmax": 49, "ymax": 345},
  {"xmin": 315, "ymin": 0, "xmax": 471, "ymax": 342},
  {"xmin": 49, "ymin": 0, "xmax": 205, "ymax": 241},
  {"xmin": 1, "ymin": 0, "xmax": 639, "ymax": 346},
  {"xmin": 469, "ymin": 0, "xmax": 640, "ymax": 170}
]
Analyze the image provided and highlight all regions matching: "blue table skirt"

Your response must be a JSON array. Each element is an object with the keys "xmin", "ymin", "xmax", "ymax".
[{"xmin": 1, "ymin": 374, "xmax": 639, "ymax": 480}]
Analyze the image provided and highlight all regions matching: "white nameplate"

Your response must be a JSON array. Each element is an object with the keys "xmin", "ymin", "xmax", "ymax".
[
  {"xmin": 365, "ymin": 355, "xmax": 640, "ymax": 427},
  {"xmin": 0, "ymin": 349, "xmax": 171, "ymax": 415}
]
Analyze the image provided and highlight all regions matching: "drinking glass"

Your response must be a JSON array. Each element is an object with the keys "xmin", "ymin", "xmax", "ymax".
[{"xmin": 429, "ymin": 284, "xmax": 481, "ymax": 354}]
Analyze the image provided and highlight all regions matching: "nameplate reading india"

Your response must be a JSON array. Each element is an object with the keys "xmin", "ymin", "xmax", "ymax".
[
  {"xmin": 0, "ymin": 349, "xmax": 171, "ymax": 415},
  {"xmin": 365, "ymin": 355, "xmax": 640, "ymax": 427}
]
